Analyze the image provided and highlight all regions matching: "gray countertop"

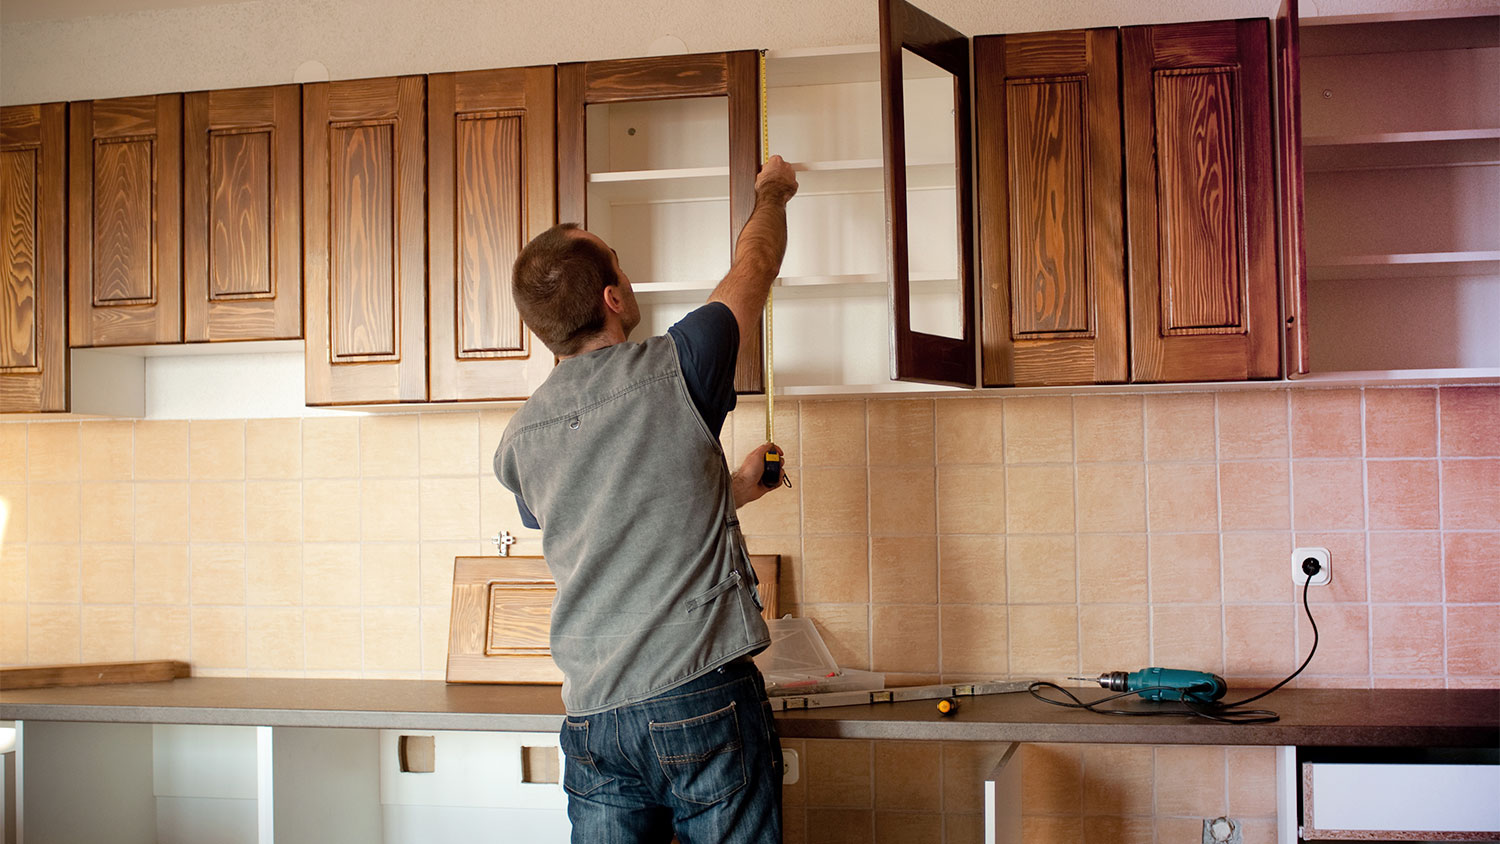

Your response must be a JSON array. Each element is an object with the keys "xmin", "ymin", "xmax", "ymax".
[{"xmin": 2, "ymin": 679, "xmax": 1495, "ymax": 747}]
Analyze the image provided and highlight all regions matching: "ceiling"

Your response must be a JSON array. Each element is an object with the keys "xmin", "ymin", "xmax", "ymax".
[{"xmin": 1, "ymin": 0, "xmax": 252, "ymax": 25}]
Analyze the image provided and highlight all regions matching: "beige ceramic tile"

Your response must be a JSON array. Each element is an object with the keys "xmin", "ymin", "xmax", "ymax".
[
  {"xmin": 1077, "ymin": 533, "xmax": 1148, "ymax": 603},
  {"xmin": 1441, "ymin": 459, "xmax": 1500, "ymax": 529},
  {"xmin": 360, "ymin": 478, "xmax": 420, "ymax": 542},
  {"xmin": 1005, "ymin": 465, "xmax": 1074, "ymax": 534},
  {"xmin": 136, "ymin": 604, "xmax": 190, "ymax": 660},
  {"xmin": 1371, "ymin": 605, "xmax": 1443, "ymax": 676},
  {"xmin": 81, "ymin": 605, "xmax": 135, "ymax": 662},
  {"xmin": 1224, "ymin": 604, "xmax": 1296, "ymax": 678},
  {"xmin": 245, "ymin": 480, "xmax": 302, "ymax": 543},
  {"xmin": 1152, "ymin": 605, "xmax": 1224, "ymax": 671},
  {"xmin": 1221, "ymin": 532, "xmax": 1294, "ymax": 603},
  {"xmin": 80, "ymin": 481, "xmax": 134, "ymax": 543},
  {"xmin": 869, "ymin": 467, "xmax": 934, "ymax": 535},
  {"xmin": 189, "ymin": 419, "xmax": 245, "ymax": 480},
  {"xmin": 1368, "ymin": 532, "xmax": 1442, "ymax": 603},
  {"xmin": 81, "ymin": 544, "xmax": 133, "ymax": 604},
  {"xmin": 800, "ymin": 401, "xmax": 868, "ymax": 466},
  {"xmin": 304, "ymin": 607, "xmax": 363, "ymax": 671},
  {"xmin": 420, "ymin": 477, "xmax": 481, "ymax": 541},
  {"xmin": 27, "ymin": 543, "xmax": 80, "ymax": 603},
  {"xmin": 134, "ymin": 543, "xmax": 189, "ymax": 604},
  {"xmin": 1020, "ymin": 816, "xmax": 1082, "ymax": 844},
  {"xmin": 0, "ymin": 602, "xmax": 25, "ymax": 663},
  {"xmin": 1145, "ymin": 392, "xmax": 1216, "ymax": 461},
  {"xmin": 1367, "ymin": 459, "xmax": 1440, "ymax": 529},
  {"xmin": 1080, "ymin": 743, "xmax": 1154, "ymax": 816},
  {"xmin": 1003, "ymin": 396, "xmax": 1073, "ymax": 464},
  {"xmin": 934, "ymin": 397, "xmax": 1004, "ymax": 465},
  {"xmin": 477, "ymin": 407, "xmax": 517, "ymax": 470},
  {"xmin": 937, "ymin": 535, "xmax": 1005, "ymax": 605},
  {"xmin": 0, "ymin": 483, "xmax": 26, "ymax": 545},
  {"xmin": 364, "ymin": 607, "xmax": 421, "ymax": 671},
  {"xmin": 419, "ymin": 411, "xmax": 481, "ymax": 476},
  {"xmin": 804, "ymin": 739, "xmax": 873, "ymax": 808},
  {"xmin": 362, "ymin": 543, "xmax": 420, "ymax": 606},
  {"xmin": 1154, "ymin": 746, "xmax": 1226, "ymax": 817},
  {"xmin": 806, "ymin": 809, "xmax": 873, "ymax": 843},
  {"xmin": 245, "ymin": 418, "xmax": 302, "ymax": 479},
  {"xmin": 1008, "ymin": 605, "xmax": 1078, "ymax": 677},
  {"xmin": 801, "ymin": 467, "xmax": 868, "ymax": 534},
  {"xmin": 1446, "ymin": 605, "xmax": 1500, "ymax": 676},
  {"xmin": 1445, "ymin": 532, "xmax": 1500, "ymax": 603},
  {"xmin": 1297, "ymin": 604, "xmax": 1370, "ymax": 677},
  {"xmin": 301, "ymin": 416, "xmax": 360, "ymax": 479},
  {"xmin": 801, "ymin": 605, "xmax": 870, "ymax": 670},
  {"xmin": 939, "ymin": 604, "xmax": 1007, "ymax": 676},
  {"xmin": 28, "ymin": 604, "xmax": 80, "ymax": 663},
  {"xmin": 192, "ymin": 606, "xmax": 247, "ymax": 668},
  {"xmin": 1440, "ymin": 386, "xmax": 1500, "ymax": 457},
  {"xmin": 247, "ymin": 543, "xmax": 303, "ymax": 606},
  {"xmin": 1018, "ymin": 744, "xmax": 1083, "ymax": 814},
  {"xmin": 134, "ymin": 420, "xmax": 189, "ymax": 480},
  {"xmin": 737, "ymin": 479, "xmax": 802, "ymax": 535},
  {"xmin": 1226, "ymin": 747, "xmax": 1279, "ymax": 817},
  {"xmin": 1078, "ymin": 604, "xmax": 1149, "ymax": 676},
  {"xmin": 1146, "ymin": 463, "xmax": 1218, "ymax": 532},
  {"xmin": 1295, "ymin": 532, "xmax": 1368, "ymax": 604},
  {"xmin": 421, "ymin": 542, "xmax": 480, "ymax": 607},
  {"xmin": 355, "ymin": 414, "xmax": 421, "ymax": 477},
  {"xmin": 303, "ymin": 479, "xmax": 360, "ymax": 542},
  {"xmin": 0, "ymin": 426, "xmax": 26, "ymax": 481},
  {"xmin": 247, "ymin": 607, "xmax": 304, "ymax": 671},
  {"xmin": 189, "ymin": 481, "xmax": 245, "ymax": 543},
  {"xmin": 1291, "ymin": 460, "xmax": 1365, "ymax": 530},
  {"xmin": 1075, "ymin": 463, "xmax": 1146, "ymax": 532},
  {"xmin": 421, "ymin": 606, "xmax": 451, "ymax": 672},
  {"xmin": 1006, "ymin": 534, "xmax": 1076, "ymax": 604},
  {"xmin": 870, "ymin": 536, "xmax": 937, "ymax": 604},
  {"xmin": 1073, "ymin": 394, "xmax": 1144, "ymax": 463},
  {"xmin": 27, "ymin": 421, "xmax": 80, "ymax": 481},
  {"xmin": 871, "ymin": 604, "xmax": 939, "ymax": 674},
  {"xmin": 190, "ymin": 544, "xmax": 246, "ymax": 605},
  {"xmin": 1149, "ymin": 533, "xmax": 1220, "ymax": 603},
  {"xmin": 866, "ymin": 400, "xmax": 934, "ymax": 466},
  {"xmin": 940, "ymin": 742, "xmax": 1013, "ymax": 814},
  {"xmin": 303, "ymin": 543, "xmax": 360, "ymax": 606},
  {"xmin": 1364, "ymin": 388, "xmax": 1437, "ymax": 457},
  {"xmin": 1291, "ymin": 389, "xmax": 1362, "ymax": 458},
  {"xmin": 872, "ymin": 812, "xmax": 942, "ymax": 844},
  {"xmin": 935, "ymin": 464, "xmax": 1003, "ymax": 534},
  {"xmin": 80, "ymin": 421, "xmax": 135, "ymax": 480},
  {"xmin": 873, "ymin": 742, "xmax": 942, "ymax": 811},
  {"xmin": 1, "ymin": 546, "xmax": 24, "ymax": 601},
  {"xmin": 28, "ymin": 482, "xmax": 79, "ymax": 543},
  {"xmin": 1217, "ymin": 389, "xmax": 1289, "ymax": 460},
  {"xmin": 1218, "ymin": 460, "xmax": 1291, "ymax": 530},
  {"xmin": 732, "ymin": 403, "xmax": 800, "ymax": 469}
]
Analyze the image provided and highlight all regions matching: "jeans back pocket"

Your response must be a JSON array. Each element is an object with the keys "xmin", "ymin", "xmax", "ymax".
[
  {"xmin": 647, "ymin": 701, "xmax": 747, "ymax": 805},
  {"xmin": 560, "ymin": 717, "xmax": 615, "ymax": 798}
]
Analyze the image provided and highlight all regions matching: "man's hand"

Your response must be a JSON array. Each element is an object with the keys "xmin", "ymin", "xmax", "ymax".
[
  {"xmin": 755, "ymin": 155, "xmax": 798, "ymax": 204},
  {"xmin": 732, "ymin": 442, "xmax": 786, "ymax": 509},
  {"xmin": 709, "ymin": 156, "xmax": 797, "ymax": 344}
]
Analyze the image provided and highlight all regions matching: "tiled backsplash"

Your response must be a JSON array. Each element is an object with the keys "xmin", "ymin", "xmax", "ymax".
[{"xmin": 3, "ymin": 385, "xmax": 1496, "ymax": 842}]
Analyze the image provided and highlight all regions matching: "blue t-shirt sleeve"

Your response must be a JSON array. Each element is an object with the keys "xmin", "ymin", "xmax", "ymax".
[
  {"xmin": 667, "ymin": 302, "xmax": 740, "ymax": 436},
  {"xmin": 515, "ymin": 494, "xmax": 540, "ymax": 530}
]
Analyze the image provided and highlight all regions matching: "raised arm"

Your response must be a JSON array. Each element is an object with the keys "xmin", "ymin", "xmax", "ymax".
[{"xmin": 708, "ymin": 155, "xmax": 799, "ymax": 344}]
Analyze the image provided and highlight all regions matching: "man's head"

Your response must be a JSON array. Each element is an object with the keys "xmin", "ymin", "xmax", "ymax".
[{"xmin": 512, "ymin": 223, "xmax": 640, "ymax": 356}]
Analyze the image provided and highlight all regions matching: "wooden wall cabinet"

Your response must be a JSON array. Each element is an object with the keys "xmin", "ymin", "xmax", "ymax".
[
  {"xmin": 69, "ymin": 94, "xmax": 183, "ymax": 348},
  {"xmin": 1, "ymin": 103, "xmax": 68, "ymax": 412}
]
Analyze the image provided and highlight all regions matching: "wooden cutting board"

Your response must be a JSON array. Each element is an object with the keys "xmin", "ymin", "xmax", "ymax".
[{"xmin": 447, "ymin": 554, "xmax": 779, "ymax": 684}]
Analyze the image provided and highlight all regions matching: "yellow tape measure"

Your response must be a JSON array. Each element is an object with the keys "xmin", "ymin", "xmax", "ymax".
[{"xmin": 760, "ymin": 50, "xmax": 774, "ymax": 446}]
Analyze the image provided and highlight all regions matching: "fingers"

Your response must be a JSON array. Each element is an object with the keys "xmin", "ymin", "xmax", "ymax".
[{"xmin": 755, "ymin": 155, "xmax": 798, "ymax": 201}]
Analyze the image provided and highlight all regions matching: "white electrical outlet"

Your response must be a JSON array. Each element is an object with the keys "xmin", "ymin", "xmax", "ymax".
[{"xmin": 1292, "ymin": 547, "xmax": 1331, "ymax": 586}]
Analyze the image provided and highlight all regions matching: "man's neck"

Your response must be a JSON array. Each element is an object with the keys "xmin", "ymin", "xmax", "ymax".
[{"xmin": 559, "ymin": 326, "xmax": 627, "ymax": 360}]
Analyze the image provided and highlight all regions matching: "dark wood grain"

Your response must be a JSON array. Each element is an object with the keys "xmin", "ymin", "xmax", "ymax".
[
  {"xmin": 881, "ymin": 0, "xmax": 977, "ymax": 387},
  {"xmin": 582, "ymin": 54, "xmax": 728, "ymax": 102},
  {"xmin": 1277, "ymin": 0, "xmax": 1310, "ymax": 377},
  {"xmin": 726, "ymin": 50, "xmax": 763, "ymax": 394},
  {"xmin": 0, "ymin": 660, "xmax": 188, "ymax": 691},
  {"xmin": 183, "ymin": 84, "xmax": 301, "ymax": 343},
  {"xmin": 303, "ymin": 76, "xmax": 427, "ymax": 405},
  {"xmin": 0, "ymin": 103, "xmax": 68, "ymax": 412},
  {"xmin": 1123, "ymin": 19, "xmax": 1279, "ymax": 383},
  {"xmin": 68, "ymin": 94, "xmax": 182, "ymax": 347},
  {"xmin": 428, "ymin": 65, "xmax": 555, "ymax": 402}
]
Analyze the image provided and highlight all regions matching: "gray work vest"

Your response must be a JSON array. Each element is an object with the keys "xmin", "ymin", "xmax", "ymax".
[{"xmin": 493, "ymin": 334, "xmax": 769, "ymax": 715}]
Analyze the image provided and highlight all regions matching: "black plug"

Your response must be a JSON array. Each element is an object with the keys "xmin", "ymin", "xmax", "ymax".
[{"xmin": 1301, "ymin": 557, "xmax": 1323, "ymax": 578}]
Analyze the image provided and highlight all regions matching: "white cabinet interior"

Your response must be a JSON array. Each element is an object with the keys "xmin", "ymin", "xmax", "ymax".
[{"xmin": 1299, "ymin": 14, "xmax": 1500, "ymax": 376}]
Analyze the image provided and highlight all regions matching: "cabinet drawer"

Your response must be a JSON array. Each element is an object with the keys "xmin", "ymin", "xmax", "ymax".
[{"xmin": 1303, "ymin": 762, "xmax": 1500, "ymax": 839}]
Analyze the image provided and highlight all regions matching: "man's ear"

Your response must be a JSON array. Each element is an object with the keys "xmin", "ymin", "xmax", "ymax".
[{"xmin": 601, "ymin": 284, "xmax": 624, "ymax": 315}]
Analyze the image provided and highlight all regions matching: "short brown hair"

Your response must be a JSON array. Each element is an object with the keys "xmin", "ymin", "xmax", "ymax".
[{"xmin": 512, "ymin": 223, "xmax": 618, "ymax": 355}]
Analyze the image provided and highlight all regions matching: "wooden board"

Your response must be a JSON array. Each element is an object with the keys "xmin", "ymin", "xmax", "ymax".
[
  {"xmin": 0, "ymin": 660, "xmax": 189, "ymax": 690},
  {"xmin": 447, "ymin": 554, "xmax": 779, "ymax": 684}
]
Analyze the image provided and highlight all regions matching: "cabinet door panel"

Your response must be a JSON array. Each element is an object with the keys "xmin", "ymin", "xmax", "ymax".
[
  {"xmin": 429, "ymin": 66, "xmax": 556, "ymax": 401},
  {"xmin": 1277, "ymin": 0, "xmax": 1310, "ymax": 377},
  {"xmin": 69, "ymin": 95, "xmax": 182, "ymax": 347},
  {"xmin": 1, "ymin": 103, "xmax": 67, "ymax": 412},
  {"xmin": 977, "ymin": 28, "xmax": 1127, "ymax": 386},
  {"xmin": 303, "ymin": 76, "xmax": 426, "ymax": 404},
  {"xmin": 880, "ymin": 0, "xmax": 977, "ymax": 387},
  {"xmin": 1123, "ymin": 20, "xmax": 1279, "ymax": 382},
  {"xmin": 184, "ymin": 85, "xmax": 301, "ymax": 342}
]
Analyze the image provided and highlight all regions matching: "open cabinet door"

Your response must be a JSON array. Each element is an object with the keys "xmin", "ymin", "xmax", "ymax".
[
  {"xmin": 1277, "ymin": 0, "xmax": 1311, "ymax": 377},
  {"xmin": 880, "ymin": 0, "xmax": 977, "ymax": 387}
]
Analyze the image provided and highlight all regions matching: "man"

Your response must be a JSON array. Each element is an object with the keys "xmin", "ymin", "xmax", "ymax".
[{"xmin": 494, "ymin": 155, "xmax": 799, "ymax": 843}]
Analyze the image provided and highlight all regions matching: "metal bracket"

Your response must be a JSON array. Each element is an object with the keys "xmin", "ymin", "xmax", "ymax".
[{"xmin": 491, "ymin": 530, "xmax": 517, "ymax": 557}]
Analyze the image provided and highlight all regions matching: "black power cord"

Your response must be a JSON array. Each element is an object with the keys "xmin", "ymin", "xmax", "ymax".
[{"xmin": 1028, "ymin": 566, "xmax": 1322, "ymax": 724}]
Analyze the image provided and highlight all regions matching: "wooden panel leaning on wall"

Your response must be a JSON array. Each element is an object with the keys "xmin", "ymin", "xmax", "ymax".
[{"xmin": 1, "ymin": 103, "xmax": 68, "ymax": 412}]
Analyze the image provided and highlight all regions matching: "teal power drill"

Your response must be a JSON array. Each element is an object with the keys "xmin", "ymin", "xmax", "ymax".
[{"xmin": 1071, "ymin": 668, "xmax": 1228, "ymax": 703}]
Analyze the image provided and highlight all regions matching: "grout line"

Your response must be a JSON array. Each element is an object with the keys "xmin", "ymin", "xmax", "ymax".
[
  {"xmin": 1435, "ymin": 388, "xmax": 1450, "ymax": 686},
  {"xmin": 1214, "ymin": 392, "xmax": 1227, "ymax": 675},
  {"xmin": 1360, "ymin": 388, "xmax": 1375, "ymax": 684}
]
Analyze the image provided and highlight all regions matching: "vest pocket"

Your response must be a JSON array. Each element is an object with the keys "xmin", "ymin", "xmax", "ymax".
[
  {"xmin": 648, "ymin": 701, "xmax": 747, "ymax": 805},
  {"xmin": 684, "ymin": 570, "xmax": 742, "ymax": 613},
  {"xmin": 560, "ymin": 717, "xmax": 615, "ymax": 797}
]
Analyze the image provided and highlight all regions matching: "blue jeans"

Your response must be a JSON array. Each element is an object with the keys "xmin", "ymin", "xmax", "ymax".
[{"xmin": 559, "ymin": 658, "xmax": 783, "ymax": 844}]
